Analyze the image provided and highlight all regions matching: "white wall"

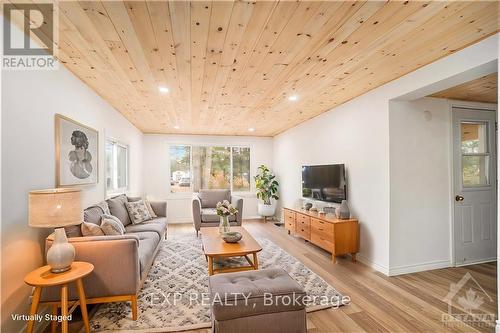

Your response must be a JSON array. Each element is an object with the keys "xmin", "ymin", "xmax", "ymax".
[
  {"xmin": 1, "ymin": 66, "xmax": 143, "ymax": 332},
  {"xmin": 274, "ymin": 34, "xmax": 498, "ymax": 274},
  {"xmin": 142, "ymin": 134, "xmax": 274, "ymax": 223},
  {"xmin": 389, "ymin": 98, "xmax": 453, "ymax": 274}
]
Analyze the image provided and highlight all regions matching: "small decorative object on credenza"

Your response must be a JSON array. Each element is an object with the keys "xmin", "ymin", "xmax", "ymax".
[
  {"xmin": 216, "ymin": 200, "xmax": 238, "ymax": 235},
  {"xmin": 310, "ymin": 207, "xmax": 318, "ymax": 213},
  {"xmin": 304, "ymin": 202, "xmax": 313, "ymax": 211},
  {"xmin": 29, "ymin": 188, "xmax": 82, "ymax": 273},
  {"xmin": 323, "ymin": 206, "xmax": 336, "ymax": 215},
  {"xmin": 222, "ymin": 231, "xmax": 243, "ymax": 243},
  {"xmin": 338, "ymin": 200, "xmax": 350, "ymax": 219}
]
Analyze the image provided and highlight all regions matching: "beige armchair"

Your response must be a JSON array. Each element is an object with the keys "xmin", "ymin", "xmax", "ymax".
[{"xmin": 192, "ymin": 189, "xmax": 243, "ymax": 236}]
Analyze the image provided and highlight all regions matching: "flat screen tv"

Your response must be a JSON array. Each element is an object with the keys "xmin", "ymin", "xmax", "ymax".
[{"xmin": 302, "ymin": 164, "xmax": 346, "ymax": 203}]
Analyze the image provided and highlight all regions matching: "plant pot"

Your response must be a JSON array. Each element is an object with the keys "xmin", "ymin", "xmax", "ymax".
[{"xmin": 258, "ymin": 202, "xmax": 276, "ymax": 217}]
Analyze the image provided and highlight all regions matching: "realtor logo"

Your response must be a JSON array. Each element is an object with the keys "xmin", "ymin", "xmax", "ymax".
[
  {"xmin": 2, "ymin": 2, "xmax": 58, "ymax": 70},
  {"xmin": 442, "ymin": 272, "xmax": 495, "ymax": 328}
]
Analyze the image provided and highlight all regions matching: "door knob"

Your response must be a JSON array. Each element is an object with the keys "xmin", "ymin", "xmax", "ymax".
[{"xmin": 455, "ymin": 195, "xmax": 464, "ymax": 202}]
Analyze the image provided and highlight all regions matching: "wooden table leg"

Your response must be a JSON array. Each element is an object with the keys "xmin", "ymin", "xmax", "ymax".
[
  {"xmin": 50, "ymin": 304, "xmax": 58, "ymax": 333},
  {"xmin": 252, "ymin": 252, "xmax": 259, "ymax": 270},
  {"xmin": 208, "ymin": 256, "xmax": 214, "ymax": 276},
  {"xmin": 75, "ymin": 279, "xmax": 90, "ymax": 333},
  {"xmin": 351, "ymin": 253, "xmax": 357, "ymax": 262},
  {"xmin": 26, "ymin": 287, "xmax": 42, "ymax": 333},
  {"xmin": 61, "ymin": 284, "xmax": 69, "ymax": 333},
  {"xmin": 131, "ymin": 295, "xmax": 138, "ymax": 320}
]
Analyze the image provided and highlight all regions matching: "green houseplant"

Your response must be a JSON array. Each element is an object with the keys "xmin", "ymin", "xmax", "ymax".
[{"xmin": 254, "ymin": 165, "xmax": 279, "ymax": 217}]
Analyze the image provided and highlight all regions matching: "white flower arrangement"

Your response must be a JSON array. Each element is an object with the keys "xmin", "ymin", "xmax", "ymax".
[{"xmin": 216, "ymin": 200, "xmax": 238, "ymax": 217}]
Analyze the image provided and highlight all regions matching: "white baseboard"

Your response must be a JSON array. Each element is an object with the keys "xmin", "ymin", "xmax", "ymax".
[
  {"xmin": 454, "ymin": 257, "xmax": 497, "ymax": 267},
  {"xmin": 495, "ymin": 320, "xmax": 500, "ymax": 333},
  {"xmin": 356, "ymin": 254, "xmax": 390, "ymax": 276},
  {"xmin": 388, "ymin": 259, "xmax": 451, "ymax": 276}
]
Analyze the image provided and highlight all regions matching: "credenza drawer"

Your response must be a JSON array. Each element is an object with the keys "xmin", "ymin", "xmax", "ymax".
[
  {"xmin": 311, "ymin": 218, "xmax": 333, "ymax": 238},
  {"xmin": 284, "ymin": 210, "xmax": 295, "ymax": 232},
  {"xmin": 311, "ymin": 233, "xmax": 334, "ymax": 252},
  {"xmin": 296, "ymin": 223, "xmax": 310, "ymax": 240},
  {"xmin": 296, "ymin": 213, "xmax": 310, "ymax": 226}
]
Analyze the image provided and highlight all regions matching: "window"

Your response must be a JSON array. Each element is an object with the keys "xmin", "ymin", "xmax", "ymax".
[
  {"xmin": 169, "ymin": 145, "xmax": 251, "ymax": 193},
  {"xmin": 106, "ymin": 139, "xmax": 129, "ymax": 194},
  {"xmin": 461, "ymin": 122, "xmax": 490, "ymax": 187}
]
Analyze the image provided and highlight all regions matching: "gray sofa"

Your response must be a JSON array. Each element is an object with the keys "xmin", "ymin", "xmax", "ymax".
[
  {"xmin": 192, "ymin": 189, "xmax": 243, "ymax": 236},
  {"xmin": 40, "ymin": 194, "xmax": 167, "ymax": 320}
]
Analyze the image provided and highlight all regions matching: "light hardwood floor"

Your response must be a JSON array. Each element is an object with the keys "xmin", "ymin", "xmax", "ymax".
[{"xmin": 50, "ymin": 220, "xmax": 497, "ymax": 333}]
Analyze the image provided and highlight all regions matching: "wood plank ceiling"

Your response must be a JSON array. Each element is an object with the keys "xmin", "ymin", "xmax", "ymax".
[
  {"xmin": 430, "ymin": 73, "xmax": 498, "ymax": 103},
  {"xmin": 9, "ymin": 1, "xmax": 500, "ymax": 136}
]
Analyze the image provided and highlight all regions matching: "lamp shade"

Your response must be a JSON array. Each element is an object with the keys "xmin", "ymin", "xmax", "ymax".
[{"xmin": 29, "ymin": 188, "xmax": 82, "ymax": 228}]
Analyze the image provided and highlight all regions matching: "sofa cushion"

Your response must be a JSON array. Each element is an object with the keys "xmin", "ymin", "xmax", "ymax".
[
  {"xmin": 100, "ymin": 216, "xmax": 125, "ymax": 236},
  {"xmin": 106, "ymin": 194, "xmax": 132, "ymax": 226},
  {"xmin": 201, "ymin": 208, "xmax": 236, "ymax": 222},
  {"xmin": 84, "ymin": 206, "xmax": 105, "ymax": 225},
  {"xmin": 209, "ymin": 268, "xmax": 306, "ymax": 321},
  {"xmin": 81, "ymin": 222, "xmax": 105, "ymax": 237},
  {"xmin": 131, "ymin": 231, "xmax": 160, "ymax": 274},
  {"xmin": 125, "ymin": 217, "xmax": 167, "ymax": 238},
  {"xmin": 125, "ymin": 200, "xmax": 152, "ymax": 224},
  {"xmin": 199, "ymin": 189, "xmax": 231, "ymax": 208}
]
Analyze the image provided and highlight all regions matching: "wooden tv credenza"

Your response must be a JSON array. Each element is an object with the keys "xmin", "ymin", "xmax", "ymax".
[{"xmin": 283, "ymin": 207, "xmax": 359, "ymax": 263}]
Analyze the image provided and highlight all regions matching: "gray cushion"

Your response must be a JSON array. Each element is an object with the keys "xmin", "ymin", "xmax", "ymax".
[
  {"xmin": 100, "ymin": 216, "xmax": 125, "ymax": 236},
  {"xmin": 209, "ymin": 268, "xmax": 306, "ymax": 321},
  {"xmin": 84, "ymin": 206, "xmax": 105, "ymax": 225},
  {"xmin": 201, "ymin": 208, "xmax": 236, "ymax": 222},
  {"xmin": 199, "ymin": 189, "xmax": 231, "ymax": 208},
  {"xmin": 125, "ymin": 217, "xmax": 167, "ymax": 238},
  {"xmin": 64, "ymin": 225, "xmax": 83, "ymax": 238},
  {"xmin": 106, "ymin": 194, "xmax": 132, "ymax": 226},
  {"xmin": 133, "ymin": 231, "xmax": 160, "ymax": 274}
]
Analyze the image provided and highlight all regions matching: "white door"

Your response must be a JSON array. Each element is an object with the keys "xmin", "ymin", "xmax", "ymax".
[{"xmin": 453, "ymin": 107, "xmax": 497, "ymax": 266}]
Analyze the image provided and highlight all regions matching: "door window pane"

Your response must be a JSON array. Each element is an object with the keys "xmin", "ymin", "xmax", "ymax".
[
  {"xmin": 170, "ymin": 146, "xmax": 191, "ymax": 193},
  {"xmin": 232, "ymin": 147, "xmax": 250, "ymax": 191},
  {"xmin": 462, "ymin": 155, "xmax": 490, "ymax": 186},
  {"xmin": 461, "ymin": 122, "xmax": 488, "ymax": 154}
]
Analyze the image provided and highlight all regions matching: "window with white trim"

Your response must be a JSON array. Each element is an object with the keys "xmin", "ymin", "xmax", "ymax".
[
  {"xmin": 106, "ymin": 139, "xmax": 129, "ymax": 194},
  {"xmin": 169, "ymin": 145, "xmax": 250, "ymax": 193}
]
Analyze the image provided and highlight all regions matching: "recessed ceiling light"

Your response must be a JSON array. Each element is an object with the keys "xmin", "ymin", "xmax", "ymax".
[
  {"xmin": 288, "ymin": 95, "xmax": 298, "ymax": 101},
  {"xmin": 248, "ymin": 128, "xmax": 255, "ymax": 132},
  {"xmin": 159, "ymin": 86, "xmax": 169, "ymax": 94},
  {"xmin": 173, "ymin": 125, "xmax": 180, "ymax": 129}
]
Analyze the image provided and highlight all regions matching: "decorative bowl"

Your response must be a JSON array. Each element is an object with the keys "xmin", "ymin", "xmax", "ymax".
[{"xmin": 222, "ymin": 231, "xmax": 242, "ymax": 243}]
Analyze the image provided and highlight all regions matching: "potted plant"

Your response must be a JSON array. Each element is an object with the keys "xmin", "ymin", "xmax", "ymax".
[
  {"xmin": 254, "ymin": 165, "xmax": 279, "ymax": 217},
  {"xmin": 216, "ymin": 200, "xmax": 238, "ymax": 235}
]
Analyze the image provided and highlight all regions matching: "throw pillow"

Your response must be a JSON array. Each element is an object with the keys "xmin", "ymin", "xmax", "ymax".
[
  {"xmin": 145, "ymin": 200, "xmax": 157, "ymax": 218},
  {"xmin": 100, "ymin": 216, "xmax": 125, "ymax": 236},
  {"xmin": 101, "ymin": 214, "xmax": 126, "ymax": 233},
  {"xmin": 81, "ymin": 222, "xmax": 105, "ymax": 237},
  {"xmin": 125, "ymin": 200, "xmax": 152, "ymax": 225}
]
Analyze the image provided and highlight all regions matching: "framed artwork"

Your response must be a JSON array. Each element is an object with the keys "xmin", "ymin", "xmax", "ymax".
[{"xmin": 55, "ymin": 114, "xmax": 98, "ymax": 186}]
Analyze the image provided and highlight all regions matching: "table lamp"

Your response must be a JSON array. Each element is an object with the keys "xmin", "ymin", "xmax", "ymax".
[{"xmin": 29, "ymin": 188, "xmax": 82, "ymax": 273}]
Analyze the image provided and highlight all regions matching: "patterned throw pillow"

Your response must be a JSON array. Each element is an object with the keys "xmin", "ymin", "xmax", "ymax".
[
  {"xmin": 145, "ymin": 201, "xmax": 157, "ymax": 218},
  {"xmin": 125, "ymin": 200, "xmax": 152, "ymax": 225},
  {"xmin": 100, "ymin": 216, "xmax": 125, "ymax": 236},
  {"xmin": 81, "ymin": 222, "xmax": 105, "ymax": 237}
]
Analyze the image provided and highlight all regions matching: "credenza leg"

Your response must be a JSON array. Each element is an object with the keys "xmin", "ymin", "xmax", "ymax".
[
  {"xmin": 287, "ymin": 230, "xmax": 290, "ymax": 235},
  {"xmin": 332, "ymin": 255, "xmax": 337, "ymax": 264},
  {"xmin": 351, "ymin": 253, "xmax": 357, "ymax": 262}
]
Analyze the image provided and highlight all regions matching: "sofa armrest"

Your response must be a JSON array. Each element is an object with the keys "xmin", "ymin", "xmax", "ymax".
[
  {"xmin": 231, "ymin": 195, "xmax": 243, "ymax": 225},
  {"xmin": 192, "ymin": 195, "xmax": 202, "ymax": 231},
  {"xmin": 41, "ymin": 235, "xmax": 140, "ymax": 302},
  {"xmin": 149, "ymin": 201, "xmax": 167, "ymax": 217}
]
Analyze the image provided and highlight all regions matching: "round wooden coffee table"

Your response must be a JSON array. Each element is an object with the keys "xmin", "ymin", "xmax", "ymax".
[{"xmin": 24, "ymin": 261, "xmax": 94, "ymax": 333}]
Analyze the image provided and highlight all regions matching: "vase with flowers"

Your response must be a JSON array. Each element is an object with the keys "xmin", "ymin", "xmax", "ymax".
[{"xmin": 216, "ymin": 200, "xmax": 238, "ymax": 235}]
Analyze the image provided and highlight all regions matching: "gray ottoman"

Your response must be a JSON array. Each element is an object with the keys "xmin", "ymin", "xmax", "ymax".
[{"xmin": 208, "ymin": 268, "xmax": 307, "ymax": 333}]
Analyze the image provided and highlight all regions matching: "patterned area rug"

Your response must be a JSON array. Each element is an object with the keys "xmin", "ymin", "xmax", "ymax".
[{"xmin": 90, "ymin": 233, "xmax": 344, "ymax": 332}]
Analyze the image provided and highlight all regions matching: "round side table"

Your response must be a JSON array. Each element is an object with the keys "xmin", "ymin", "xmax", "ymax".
[{"xmin": 24, "ymin": 261, "xmax": 94, "ymax": 333}]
